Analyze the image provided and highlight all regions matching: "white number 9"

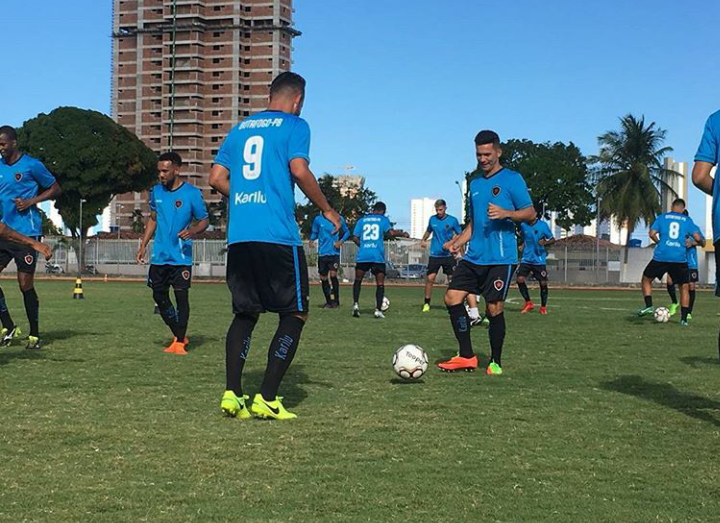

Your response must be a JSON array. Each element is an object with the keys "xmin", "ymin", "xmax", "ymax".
[{"xmin": 242, "ymin": 136, "xmax": 264, "ymax": 180}]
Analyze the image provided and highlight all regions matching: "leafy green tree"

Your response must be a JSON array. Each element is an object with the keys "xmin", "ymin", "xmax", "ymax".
[
  {"xmin": 591, "ymin": 114, "xmax": 679, "ymax": 264},
  {"xmin": 295, "ymin": 174, "xmax": 377, "ymax": 237},
  {"xmin": 208, "ymin": 197, "xmax": 228, "ymax": 229},
  {"xmin": 39, "ymin": 208, "xmax": 62, "ymax": 237},
  {"xmin": 131, "ymin": 209, "xmax": 146, "ymax": 234}
]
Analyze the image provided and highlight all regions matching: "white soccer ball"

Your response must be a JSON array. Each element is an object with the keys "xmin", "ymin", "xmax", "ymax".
[
  {"xmin": 654, "ymin": 307, "xmax": 670, "ymax": 323},
  {"xmin": 381, "ymin": 296, "xmax": 390, "ymax": 312},
  {"xmin": 392, "ymin": 344, "xmax": 428, "ymax": 380}
]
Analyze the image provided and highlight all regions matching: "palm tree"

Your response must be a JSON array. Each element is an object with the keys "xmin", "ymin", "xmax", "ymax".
[{"xmin": 592, "ymin": 114, "xmax": 680, "ymax": 267}]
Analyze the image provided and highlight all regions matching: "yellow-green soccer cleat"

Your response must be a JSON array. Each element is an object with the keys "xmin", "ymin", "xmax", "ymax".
[
  {"xmin": 669, "ymin": 303, "xmax": 679, "ymax": 316},
  {"xmin": 422, "ymin": 303, "xmax": 431, "ymax": 313},
  {"xmin": 486, "ymin": 362, "xmax": 503, "ymax": 376},
  {"xmin": 0, "ymin": 326, "xmax": 21, "ymax": 347},
  {"xmin": 220, "ymin": 391, "xmax": 251, "ymax": 419},
  {"xmin": 25, "ymin": 336, "xmax": 42, "ymax": 350},
  {"xmin": 250, "ymin": 394, "xmax": 297, "ymax": 420}
]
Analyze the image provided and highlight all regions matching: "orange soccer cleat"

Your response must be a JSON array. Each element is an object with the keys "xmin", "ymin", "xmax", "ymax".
[
  {"xmin": 520, "ymin": 302, "xmax": 535, "ymax": 314},
  {"xmin": 163, "ymin": 337, "xmax": 188, "ymax": 355},
  {"xmin": 437, "ymin": 355, "xmax": 478, "ymax": 372},
  {"xmin": 539, "ymin": 306, "xmax": 548, "ymax": 315}
]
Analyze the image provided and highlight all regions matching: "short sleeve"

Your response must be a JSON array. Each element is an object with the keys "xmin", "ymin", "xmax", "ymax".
[
  {"xmin": 695, "ymin": 115, "xmax": 719, "ymax": 164},
  {"xmin": 214, "ymin": 130, "xmax": 235, "ymax": 170},
  {"xmin": 353, "ymin": 219, "xmax": 362, "ymax": 238},
  {"xmin": 340, "ymin": 218, "xmax": 351, "ymax": 241},
  {"xmin": 191, "ymin": 189, "xmax": 209, "ymax": 221},
  {"xmin": 383, "ymin": 216, "xmax": 392, "ymax": 235},
  {"xmin": 452, "ymin": 218, "xmax": 461, "ymax": 234},
  {"xmin": 30, "ymin": 159, "xmax": 56, "ymax": 189},
  {"xmin": 543, "ymin": 222, "xmax": 553, "ymax": 239},
  {"xmin": 426, "ymin": 218, "xmax": 433, "ymax": 234},
  {"xmin": 509, "ymin": 174, "xmax": 533, "ymax": 210},
  {"xmin": 310, "ymin": 216, "xmax": 320, "ymax": 240},
  {"xmin": 148, "ymin": 187, "xmax": 157, "ymax": 212},
  {"xmin": 288, "ymin": 118, "xmax": 311, "ymax": 164}
]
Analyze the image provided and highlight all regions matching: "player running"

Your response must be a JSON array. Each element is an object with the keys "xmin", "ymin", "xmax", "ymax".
[
  {"xmin": 0, "ymin": 126, "xmax": 62, "ymax": 349},
  {"xmin": 637, "ymin": 199, "xmax": 703, "ymax": 326},
  {"xmin": 351, "ymin": 202, "xmax": 403, "ymax": 319},
  {"xmin": 210, "ymin": 72, "xmax": 340, "ymax": 420},
  {"xmin": 136, "ymin": 152, "xmax": 209, "ymax": 355},
  {"xmin": 309, "ymin": 213, "xmax": 350, "ymax": 308},
  {"xmin": 665, "ymin": 210, "xmax": 704, "ymax": 319},
  {"xmin": 517, "ymin": 214, "xmax": 555, "ymax": 314},
  {"xmin": 438, "ymin": 130, "xmax": 535, "ymax": 375},
  {"xmin": 420, "ymin": 199, "xmax": 461, "ymax": 312}
]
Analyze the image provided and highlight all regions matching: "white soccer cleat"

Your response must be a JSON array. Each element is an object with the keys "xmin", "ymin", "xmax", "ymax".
[{"xmin": 374, "ymin": 309, "xmax": 385, "ymax": 319}]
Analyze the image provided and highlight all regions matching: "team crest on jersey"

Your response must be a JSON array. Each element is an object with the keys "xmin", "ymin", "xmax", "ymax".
[
  {"xmin": 15, "ymin": 173, "xmax": 23, "ymax": 182},
  {"xmin": 493, "ymin": 278, "xmax": 504, "ymax": 291},
  {"xmin": 492, "ymin": 186, "xmax": 501, "ymax": 197},
  {"xmin": 181, "ymin": 270, "xmax": 190, "ymax": 280},
  {"xmin": 175, "ymin": 200, "xmax": 183, "ymax": 209},
  {"xmin": 24, "ymin": 254, "xmax": 34, "ymax": 265}
]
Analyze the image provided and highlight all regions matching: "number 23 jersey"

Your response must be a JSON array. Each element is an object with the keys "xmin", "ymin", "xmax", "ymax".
[
  {"xmin": 214, "ymin": 110, "xmax": 310, "ymax": 247},
  {"xmin": 354, "ymin": 214, "xmax": 392, "ymax": 263},
  {"xmin": 651, "ymin": 212, "xmax": 698, "ymax": 263}
]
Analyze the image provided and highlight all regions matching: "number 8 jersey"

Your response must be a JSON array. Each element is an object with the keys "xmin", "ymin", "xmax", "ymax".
[
  {"xmin": 214, "ymin": 110, "xmax": 311, "ymax": 246},
  {"xmin": 650, "ymin": 212, "xmax": 699, "ymax": 263},
  {"xmin": 354, "ymin": 214, "xmax": 392, "ymax": 263}
]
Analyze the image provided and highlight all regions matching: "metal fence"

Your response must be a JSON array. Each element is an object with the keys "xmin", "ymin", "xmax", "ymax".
[{"xmin": 33, "ymin": 238, "xmax": 625, "ymax": 284}]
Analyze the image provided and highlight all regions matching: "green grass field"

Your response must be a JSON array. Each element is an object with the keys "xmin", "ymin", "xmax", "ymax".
[{"xmin": 1, "ymin": 280, "xmax": 720, "ymax": 522}]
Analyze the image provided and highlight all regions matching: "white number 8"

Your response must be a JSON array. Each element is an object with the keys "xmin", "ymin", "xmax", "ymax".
[
  {"xmin": 668, "ymin": 222, "xmax": 680, "ymax": 240},
  {"xmin": 362, "ymin": 223, "xmax": 380, "ymax": 241},
  {"xmin": 243, "ymin": 136, "xmax": 264, "ymax": 180}
]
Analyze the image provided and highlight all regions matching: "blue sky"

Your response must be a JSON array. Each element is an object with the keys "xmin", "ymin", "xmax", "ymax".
[{"xmin": 2, "ymin": 0, "xmax": 718, "ymax": 231}]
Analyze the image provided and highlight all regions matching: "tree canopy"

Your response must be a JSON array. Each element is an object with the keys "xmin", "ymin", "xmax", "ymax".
[{"xmin": 17, "ymin": 107, "xmax": 157, "ymax": 237}]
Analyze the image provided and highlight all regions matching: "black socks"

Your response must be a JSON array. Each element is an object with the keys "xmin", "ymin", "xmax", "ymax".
[
  {"xmin": 518, "ymin": 281, "xmax": 531, "ymax": 302},
  {"xmin": 681, "ymin": 306, "xmax": 690, "ymax": 323},
  {"xmin": 22, "ymin": 288, "xmax": 39, "ymax": 337},
  {"xmin": 330, "ymin": 276, "xmax": 340, "ymax": 304},
  {"xmin": 375, "ymin": 285, "xmax": 385, "ymax": 311},
  {"xmin": 261, "ymin": 315, "xmax": 305, "ymax": 401},
  {"xmin": 488, "ymin": 313, "xmax": 506, "ymax": 366},
  {"xmin": 447, "ymin": 303, "xmax": 473, "ymax": 358},
  {"xmin": 353, "ymin": 279, "xmax": 362, "ymax": 303},
  {"xmin": 666, "ymin": 284, "xmax": 678, "ymax": 304},
  {"xmin": 540, "ymin": 285, "xmax": 548, "ymax": 307},
  {"xmin": 174, "ymin": 289, "xmax": 190, "ymax": 340},
  {"xmin": 0, "ymin": 287, "xmax": 14, "ymax": 331},
  {"xmin": 644, "ymin": 295, "xmax": 653, "ymax": 308},
  {"xmin": 225, "ymin": 313, "xmax": 258, "ymax": 396},
  {"xmin": 689, "ymin": 290, "xmax": 696, "ymax": 313},
  {"xmin": 321, "ymin": 279, "xmax": 332, "ymax": 304},
  {"xmin": 153, "ymin": 290, "xmax": 180, "ymax": 339}
]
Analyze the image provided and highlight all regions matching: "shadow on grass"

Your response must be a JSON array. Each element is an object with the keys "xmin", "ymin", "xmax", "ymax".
[
  {"xmin": 44, "ymin": 329, "xmax": 99, "ymax": 343},
  {"xmin": 679, "ymin": 356, "xmax": 720, "ymax": 368},
  {"xmin": 0, "ymin": 349, "xmax": 45, "ymax": 366},
  {"xmin": 151, "ymin": 334, "xmax": 221, "ymax": 352},
  {"xmin": 623, "ymin": 315, "xmax": 652, "ymax": 325},
  {"xmin": 240, "ymin": 365, "xmax": 333, "ymax": 408},
  {"xmin": 389, "ymin": 378, "xmax": 425, "ymax": 385},
  {"xmin": 601, "ymin": 375, "xmax": 720, "ymax": 427}
]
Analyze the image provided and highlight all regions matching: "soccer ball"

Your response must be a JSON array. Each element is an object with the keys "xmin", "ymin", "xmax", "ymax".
[
  {"xmin": 392, "ymin": 344, "xmax": 428, "ymax": 380},
  {"xmin": 654, "ymin": 307, "xmax": 670, "ymax": 323},
  {"xmin": 381, "ymin": 296, "xmax": 390, "ymax": 312}
]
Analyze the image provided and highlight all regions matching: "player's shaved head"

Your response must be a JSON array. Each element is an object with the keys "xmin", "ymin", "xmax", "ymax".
[
  {"xmin": 671, "ymin": 198, "xmax": 686, "ymax": 212},
  {"xmin": 0, "ymin": 126, "xmax": 19, "ymax": 161},
  {"xmin": 0, "ymin": 126, "xmax": 17, "ymax": 141}
]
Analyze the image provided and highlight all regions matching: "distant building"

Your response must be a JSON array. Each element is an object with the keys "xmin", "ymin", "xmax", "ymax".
[
  {"xmin": 410, "ymin": 197, "xmax": 437, "ymax": 239},
  {"xmin": 661, "ymin": 157, "xmax": 688, "ymax": 213},
  {"xmin": 332, "ymin": 175, "xmax": 365, "ymax": 198}
]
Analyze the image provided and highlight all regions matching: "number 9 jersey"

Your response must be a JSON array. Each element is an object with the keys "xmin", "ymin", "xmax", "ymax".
[
  {"xmin": 214, "ymin": 110, "xmax": 311, "ymax": 247},
  {"xmin": 650, "ymin": 211, "xmax": 699, "ymax": 263},
  {"xmin": 354, "ymin": 214, "xmax": 392, "ymax": 263}
]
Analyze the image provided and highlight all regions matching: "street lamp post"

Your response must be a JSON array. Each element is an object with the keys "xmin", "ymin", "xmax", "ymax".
[{"xmin": 78, "ymin": 198, "xmax": 87, "ymax": 274}]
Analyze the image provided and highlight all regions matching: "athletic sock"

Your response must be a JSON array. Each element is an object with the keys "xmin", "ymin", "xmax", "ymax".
[
  {"xmin": 330, "ymin": 276, "xmax": 340, "ymax": 304},
  {"xmin": 447, "ymin": 303, "xmax": 473, "ymax": 358},
  {"xmin": 22, "ymin": 288, "xmax": 39, "ymax": 337},
  {"xmin": 225, "ymin": 313, "xmax": 258, "ymax": 396},
  {"xmin": 424, "ymin": 297, "xmax": 431, "ymax": 305},
  {"xmin": 468, "ymin": 307, "xmax": 479, "ymax": 320},
  {"xmin": 353, "ymin": 279, "xmax": 362, "ymax": 303},
  {"xmin": 518, "ymin": 281, "xmax": 531, "ymax": 302},
  {"xmin": 681, "ymin": 306, "xmax": 690, "ymax": 322},
  {"xmin": 321, "ymin": 279, "xmax": 332, "ymax": 304},
  {"xmin": 153, "ymin": 290, "xmax": 181, "ymax": 339},
  {"xmin": 666, "ymin": 284, "xmax": 678, "ymax": 304},
  {"xmin": 689, "ymin": 290, "xmax": 696, "ymax": 313},
  {"xmin": 0, "ymin": 287, "xmax": 14, "ymax": 331},
  {"xmin": 540, "ymin": 285, "xmax": 548, "ymax": 307},
  {"xmin": 644, "ymin": 295, "xmax": 653, "ymax": 308},
  {"xmin": 174, "ymin": 289, "xmax": 190, "ymax": 341},
  {"xmin": 375, "ymin": 285, "xmax": 385, "ymax": 311},
  {"xmin": 488, "ymin": 313, "xmax": 506, "ymax": 367},
  {"xmin": 260, "ymin": 314, "xmax": 305, "ymax": 400}
]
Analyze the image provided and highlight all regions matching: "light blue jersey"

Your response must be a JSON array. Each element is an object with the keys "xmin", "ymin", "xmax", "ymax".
[
  {"xmin": 687, "ymin": 222, "xmax": 704, "ymax": 270},
  {"xmin": 149, "ymin": 182, "xmax": 208, "ymax": 266},
  {"xmin": 214, "ymin": 110, "xmax": 310, "ymax": 246},
  {"xmin": 0, "ymin": 154, "xmax": 56, "ymax": 236},
  {"xmin": 695, "ymin": 110, "xmax": 720, "ymax": 243},
  {"xmin": 520, "ymin": 220, "xmax": 554, "ymax": 265},
  {"xmin": 427, "ymin": 214, "xmax": 461, "ymax": 257},
  {"xmin": 310, "ymin": 214, "xmax": 350, "ymax": 256},
  {"xmin": 464, "ymin": 168, "xmax": 533, "ymax": 265},
  {"xmin": 353, "ymin": 214, "xmax": 392, "ymax": 263},
  {"xmin": 650, "ymin": 212, "xmax": 699, "ymax": 264}
]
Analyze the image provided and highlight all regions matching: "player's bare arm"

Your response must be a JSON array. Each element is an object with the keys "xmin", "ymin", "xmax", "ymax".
[
  {"xmin": 444, "ymin": 223, "xmax": 472, "ymax": 254},
  {"xmin": 649, "ymin": 229, "xmax": 659, "ymax": 244},
  {"xmin": 420, "ymin": 230, "xmax": 431, "ymax": 249},
  {"xmin": 687, "ymin": 232, "xmax": 705, "ymax": 248},
  {"xmin": 487, "ymin": 203, "xmax": 536, "ymax": 223},
  {"xmin": 691, "ymin": 161, "xmax": 714, "ymax": 196},
  {"xmin": 178, "ymin": 218, "xmax": 209, "ymax": 240},
  {"xmin": 208, "ymin": 165, "xmax": 231, "ymax": 198},
  {"xmin": 0, "ymin": 223, "xmax": 52, "ymax": 260},
  {"xmin": 290, "ymin": 158, "xmax": 341, "ymax": 233},
  {"xmin": 539, "ymin": 237, "xmax": 556, "ymax": 246},
  {"xmin": 136, "ymin": 211, "xmax": 157, "ymax": 264},
  {"xmin": 351, "ymin": 235, "xmax": 360, "ymax": 247},
  {"xmin": 15, "ymin": 181, "xmax": 62, "ymax": 212}
]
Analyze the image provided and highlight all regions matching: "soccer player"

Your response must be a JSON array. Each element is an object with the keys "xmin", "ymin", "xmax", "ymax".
[
  {"xmin": 351, "ymin": 202, "xmax": 402, "ymax": 319},
  {"xmin": 691, "ymin": 110, "xmax": 720, "ymax": 354},
  {"xmin": 517, "ymin": 214, "xmax": 555, "ymax": 314},
  {"xmin": 0, "ymin": 125, "xmax": 62, "ymax": 349},
  {"xmin": 665, "ymin": 210, "xmax": 704, "ymax": 319},
  {"xmin": 420, "ymin": 199, "xmax": 461, "ymax": 312},
  {"xmin": 210, "ymin": 72, "xmax": 341, "ymax": 420},
  {"xmin": 637, "ymin": 199, "xmax": 703, "ymax": 326},
  {"xmin": 438, "ymin": 130, "xmax": 535, "ymax": 375},
  {"xmin": 136, "ymin": 152, "xmax": 209, "ymax": 355},
  {"xmin": 308, "ymin": 213, "xmax": 350, "ymax": 308}
]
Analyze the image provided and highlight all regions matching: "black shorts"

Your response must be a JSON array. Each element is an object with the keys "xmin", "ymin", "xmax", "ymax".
[
  {"xmin": 0, "ymin": 237, "xmax": 40, "ymax": 274},
  {"xmin": 318, "ymin": 255, "xmax": 340, "ymax": 276},
  {"xmin": 147, "ymin": 264, "xmax": 192, "ymax": 292},
  {"xmin": 643, "ymin": 259, "xmax": 688, "ymax": 284},
  {"xmin": 356, "ymin": 262, "xmax": 385, "ymax": 275},
  {"xmin": 227, "ymin": 242, "xmax": 309, "ymax": 314},
  {"xmin": 517, "ymin": 263, "xmax": 548, "ymax": 282},
  {"xmin": 427, "ymin": 256, "xmax": 456, "ymax": 276},
  {"xmin": 688, "ymin": 268, "xmax": 699, "ymax": 283},
  {"xmin": 449, "ymin": 261, "xmax": 516, "ymax": 302}
]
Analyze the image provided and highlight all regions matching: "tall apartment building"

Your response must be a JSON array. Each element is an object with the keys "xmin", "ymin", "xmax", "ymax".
[
  {"xmin": 410, "ymin": 198, "xmax": 437, "ymax": 239},
  {"xmin": 111, "ymin": 0, "xmax": 299, "ymax": 229},
  {"xmin": 661, "ymin": 157, "xmax": 688, "ymax": 213}
]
